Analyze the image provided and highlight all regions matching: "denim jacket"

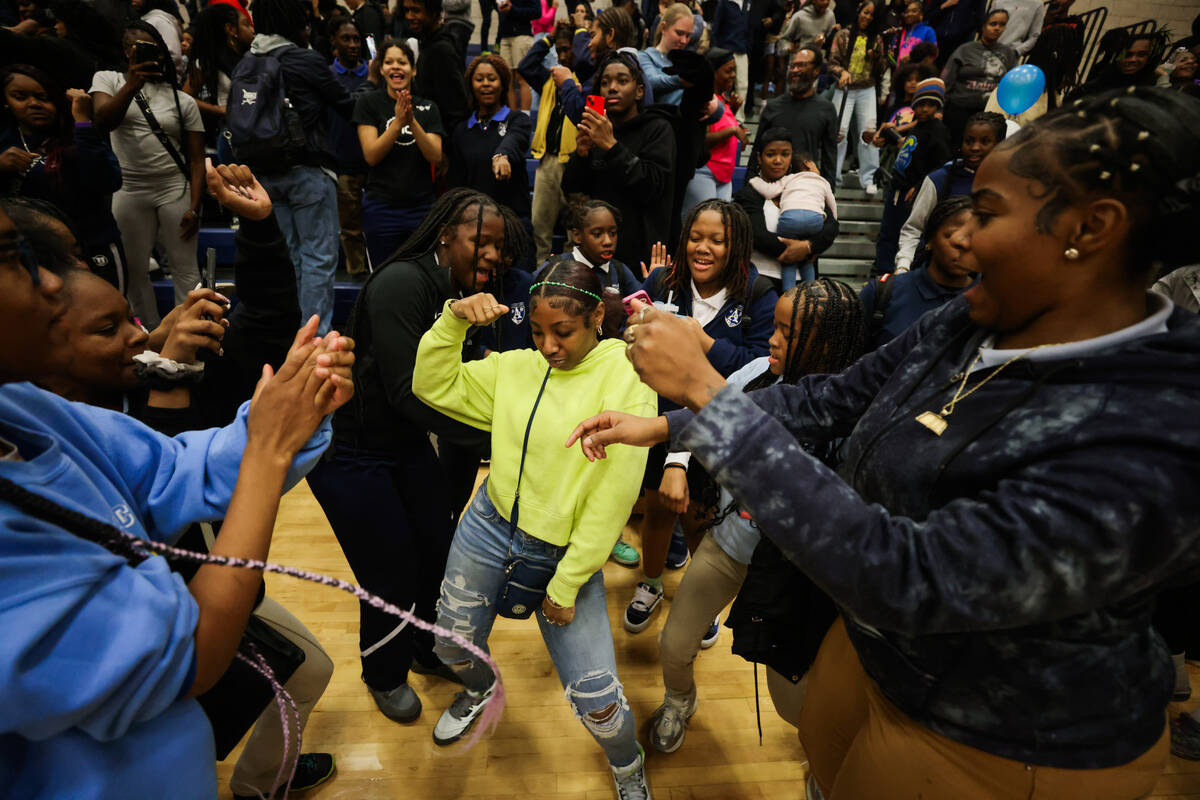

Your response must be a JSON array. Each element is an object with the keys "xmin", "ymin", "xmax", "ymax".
[{"xmin": 666, "ymin": 296, "xmax": 1200, "ymax": 769}]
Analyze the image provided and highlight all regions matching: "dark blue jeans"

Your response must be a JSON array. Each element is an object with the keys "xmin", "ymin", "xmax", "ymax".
[
  {"xmin": 874, "ymin": 188, "xmax": 912, "ymax": 275},
  {"xmin": 362, "ymin": 197, "xmax": 430, "ymax": 268}
]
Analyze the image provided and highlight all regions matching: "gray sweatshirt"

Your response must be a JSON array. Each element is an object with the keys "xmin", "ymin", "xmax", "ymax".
[
  {"xmin": 780, "ymin": 3, "xmax": 837, "ymax": 49},
  {"xmin": 993, "ymin": 0, "xmax": 1045, "ymax": 56}
]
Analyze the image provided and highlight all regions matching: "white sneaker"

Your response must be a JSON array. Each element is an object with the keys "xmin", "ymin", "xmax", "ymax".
[
  {"xmin": 650, "ymin": 691, "xmax": 698, "ymax": 753},
  {"xmin": 611, "ymin": 744, "xmax": 653, "ymax": 799},
  {"xmin": 432, "ymin": 683, "xmax": 494, "ymax": 746},
  {"xmin": 624, "ymin": 582, "xmax": 665, "ymax": 633},
  {"xmin": 864, "ymin": 183, "xmax": 879, "ymax": 196}
]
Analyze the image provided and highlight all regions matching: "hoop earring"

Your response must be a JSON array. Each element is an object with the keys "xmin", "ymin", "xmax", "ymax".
[
  {"xmin": 596, "ymin": 325, "xmax": 603, "ymax": 336},
  {"xmin": 1064, "ymin": 247, "xmax": 1080, "ymax": 260}
]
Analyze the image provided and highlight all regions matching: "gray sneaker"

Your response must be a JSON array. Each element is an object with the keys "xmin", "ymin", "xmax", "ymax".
[
  {"xmin": 611, "ymin": 744, "xmax": 652, "ymax": 800},
  {"xmin": 649, "ymin": 690, "xmax": 698, "ymax": 753},
  {"xmin": 369, "ymin": 682, "xmax": 421, "ymax": 723},
  {"xmin": 432, "ymin": 683, "xmax": 494, "ymax": 746}
]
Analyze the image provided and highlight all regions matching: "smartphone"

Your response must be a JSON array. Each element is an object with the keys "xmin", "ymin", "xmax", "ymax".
[
  {"xmin": 621, "ymin": 289, "xmax": 650, "ymax": 316},
  {"xmin": 365, "ymin": 34, "xmax": 378, "ymax": 62},
  {"xmin": 585, "ymin": 94, "xmax": 607, "ymax": 116},
  {"xmin": 131, "ymin": 40, "xmax": 162, "ymax": 73},
  {"xmin": 203, "ymin": 247, "xmax": 217, "ymax": 292}
]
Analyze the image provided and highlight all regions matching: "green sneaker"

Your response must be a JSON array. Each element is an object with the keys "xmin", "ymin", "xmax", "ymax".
[{"xmin": 611, "ymin": 540, "xmax": 640, "ymax": 567}]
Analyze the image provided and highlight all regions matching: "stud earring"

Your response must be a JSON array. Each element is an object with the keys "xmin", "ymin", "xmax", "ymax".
[{"xmin": 1064, "ymin": 247, "xmax": 1080, "ymax": 260}]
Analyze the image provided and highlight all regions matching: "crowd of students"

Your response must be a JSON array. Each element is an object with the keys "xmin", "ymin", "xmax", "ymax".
[{"xmin": 2, "ymin": 0, "xmax": 1200, "ymax": 798}]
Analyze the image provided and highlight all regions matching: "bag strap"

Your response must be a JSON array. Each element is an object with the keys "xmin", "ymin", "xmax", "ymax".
[
  {"xmin": 133, "ymin": 91, "xmax": 190, "ymax": 182},
  {"xmin": 509, "ymin": 366, "xmax": 552, "ymax": 535},
  {"xmin": 0, "ymin": 475, "xmax": 149, "ymax": 567},
  {"xmin": 868, "ymin": 273, "xmax": 895, "ymax": 343},
  {"xmin": 739, "ymin": 274, "xmax": 774, "ymax": 328}
]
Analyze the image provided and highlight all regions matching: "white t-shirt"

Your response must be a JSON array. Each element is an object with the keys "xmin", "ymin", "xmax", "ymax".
[
  {"xmin": 750, "ymin": 199, "xmax": 782, "ymax": 280},
  {"xmin": 90, "ymin": 71, "xmax": 204, "ymax": 195}
]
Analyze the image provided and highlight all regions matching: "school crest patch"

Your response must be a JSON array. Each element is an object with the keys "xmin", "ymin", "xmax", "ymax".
[
  {"xmin": 510, "ymin": 302, "xmax": 526, "ymax": 324},
  {"xmin": 725, "ymin": 305, "xmax": 743, "ymax": 327}
]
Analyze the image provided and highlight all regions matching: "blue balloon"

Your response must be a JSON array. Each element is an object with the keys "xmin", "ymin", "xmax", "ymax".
[{"xmin": 996, "ymin": 64, "xmax": 1046, "ymax": 116}]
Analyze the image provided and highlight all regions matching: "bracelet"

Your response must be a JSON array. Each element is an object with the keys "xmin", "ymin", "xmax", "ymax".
[
  {"xmin": 132, "ymin": 350, "xmax": 205, "ymax": 384},
  {"xmin": 663, "ymin": 462, "xmax": 688, "ymax": 472}
]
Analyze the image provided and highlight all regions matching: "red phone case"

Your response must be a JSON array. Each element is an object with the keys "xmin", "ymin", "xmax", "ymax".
[{"xmin": 585, "ymin": 95, "xmax": 607, "ymax": 116}]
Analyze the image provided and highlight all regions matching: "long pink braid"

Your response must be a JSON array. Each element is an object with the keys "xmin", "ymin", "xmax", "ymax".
[
  {"xmin": 236, "ymin": 643, "xmax": 300, "ymax": 797},
  {"xmin": 123, "ymin": 533, "xmax": 507, "ymax": 797}
]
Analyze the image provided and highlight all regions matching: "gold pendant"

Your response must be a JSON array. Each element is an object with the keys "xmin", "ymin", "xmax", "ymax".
[{"xmin": 915, "ymin": 411, "xmax": 948, "ymax": 435}]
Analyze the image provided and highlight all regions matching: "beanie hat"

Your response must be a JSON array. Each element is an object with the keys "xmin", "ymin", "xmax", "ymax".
[{"xmin": 913, "ymin": 77, "xmax": 945, "ymax": 108}]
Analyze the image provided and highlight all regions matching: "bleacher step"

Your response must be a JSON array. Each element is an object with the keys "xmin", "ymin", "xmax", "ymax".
[
  {"xmin": 824, "ymin": 236, "xmax": 876, "ymax": 259},
  {"xmin": 839, "ymin": 201, "xmax": 884, "ymax": 221}
]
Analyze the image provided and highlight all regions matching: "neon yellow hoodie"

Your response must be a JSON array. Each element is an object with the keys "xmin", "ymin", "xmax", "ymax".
[{"xmin": 413, "ymin": 302, "xmax": 657, "ymax": 606}]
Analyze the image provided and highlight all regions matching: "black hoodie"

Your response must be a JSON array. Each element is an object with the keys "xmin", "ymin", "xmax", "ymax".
[
  {"xmin": 414, "ymin": 25, "xmax": 471, "ymax": 140},
  {"xmin": 562, "ymin": 104, "xmax": 677, "ymax": 268},
  {"xmin": 333, "ymin": 253, "xmax": 488, "ymax": 455}
]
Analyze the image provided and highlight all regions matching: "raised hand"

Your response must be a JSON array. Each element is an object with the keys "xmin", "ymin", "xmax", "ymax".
[
  {"xmin": 393, "ymin": 89, "xmax": 414, "ymax": 126},
  {"xmin": 638, "ymin": 241, "xmax": 671, "ymax": 278},
  {"xmin": 205, "ymin": 159, "xmax": 273, "ymax": 221},
  {"xmin": 451, "ymin": 292, "xmax": 510, "ymax": 325},
  {"xmin": 247, "ymin": 316, "xmax": 355, "ymax": 458},
  {"xmin": 66, "ymin": 89, "xmax": 93, "ymax": 123}
]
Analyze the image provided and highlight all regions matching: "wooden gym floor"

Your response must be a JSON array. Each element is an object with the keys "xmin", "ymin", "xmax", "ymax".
[{"xmin": 215, "ymin": 477, "xmax": 1200, "ymax": 799}]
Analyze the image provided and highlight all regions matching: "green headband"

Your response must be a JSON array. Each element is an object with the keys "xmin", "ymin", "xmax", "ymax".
[{"xmin": 529, "ymin": 281, "xmax": 603, "ymax": 303}]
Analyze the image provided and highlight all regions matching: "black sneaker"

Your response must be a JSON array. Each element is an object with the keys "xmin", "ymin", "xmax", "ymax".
[
  {"xmin": 232, "ymin": 752, "xmax": 335, "ymax": 799},
  {"xmin": 665, "ymin": 529, "xmax": 690, "ymax": 570}
]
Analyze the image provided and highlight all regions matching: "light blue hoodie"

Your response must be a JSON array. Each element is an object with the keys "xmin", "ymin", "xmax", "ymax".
[{"xmin": 0, "ymin": 382, "xmax": 330, "ymax": 800}]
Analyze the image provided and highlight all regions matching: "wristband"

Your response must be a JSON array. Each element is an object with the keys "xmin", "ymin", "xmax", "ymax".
[
  {"xmin": 132, "ymin": 350, "xmax": 205, "ymax": 384},
  {"xmin": 663, "ymin": 463, "xmax": 688, "ymax": 472}
]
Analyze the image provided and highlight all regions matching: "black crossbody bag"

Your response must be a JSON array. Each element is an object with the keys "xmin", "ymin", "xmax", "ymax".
[
  {"xmin": 0, "ymin": 476, "xmax": 304, "ymax": 759},
  {"xmin": 496, "ymin": 366, "xmax": 561, "ymax": 620},
  {"xmin": 134, "ymin": 91, "xmax": 190, "ymax": 182}
]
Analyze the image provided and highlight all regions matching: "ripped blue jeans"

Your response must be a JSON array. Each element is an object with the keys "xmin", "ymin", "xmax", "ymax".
[{"xmin": 434, "ymin": 481, "xmax": 640, "ymax": 767}]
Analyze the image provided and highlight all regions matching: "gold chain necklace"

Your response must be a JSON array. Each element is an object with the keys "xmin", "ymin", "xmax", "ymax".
[{"xmin": 915, "ymin": 343, "xmax": 1061, "ymax": 436}]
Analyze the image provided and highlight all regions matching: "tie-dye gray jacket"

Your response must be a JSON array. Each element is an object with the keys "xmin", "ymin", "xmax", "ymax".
[{"xmin": 666, "ymin": 297, "xmax": 1200, "ymax": 769}]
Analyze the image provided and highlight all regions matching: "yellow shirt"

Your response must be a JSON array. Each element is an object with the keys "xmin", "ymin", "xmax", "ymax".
[{"xmin": 413, "ymin": 302, "xmax": 657, "ymax": 605}]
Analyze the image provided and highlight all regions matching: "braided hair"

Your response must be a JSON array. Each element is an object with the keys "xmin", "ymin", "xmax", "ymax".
[
  {"xmin": 913, "ymin": 194, "xmax": 972, "ymax": 271},
  {"xmin": 1000, "ymin": 86, "xmax": 1200, "ymax": 276},
  {"xmin": 665, "ymin": 199, "xmax": 753, "ymax": 300},
  {"xmin": 190, "ymin": 4, "xmax": 242, "ymax": 104},
  {"xmin": 531, "ymin": 258, "xmax": 624, "ymax": 338},
  {"xmin": 347, "ymin": 189, "xmax": 526, "ymax": 338},
  {"xmin": 567, "ymin": 198, "xmax": 622, "ymax": 232},
  {"xmin": 694, "ymin": 279, "xmax": 866, "ymax": 515},
  {"xmin": 964, "ymin": 110, "xmax": 1006, "ymax": 142}
]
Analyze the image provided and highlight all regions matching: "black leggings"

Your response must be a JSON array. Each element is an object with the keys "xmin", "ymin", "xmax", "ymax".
[
  {"xmin": 307, "ymin": 441, "xmax": 456, "ymax": 690},
  {"xmin": 478, "ymin": 0, "xmax": 498, "ymax": 48}
]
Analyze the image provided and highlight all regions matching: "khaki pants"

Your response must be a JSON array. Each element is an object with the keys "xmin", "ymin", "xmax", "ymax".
[
  {"xmin": 659, "ymin": 535, "xmax": 808, "ymax": 725},
  {"xmin": 229, "ymin": 597, "xmax": 335, "ymax": 797},
  {"xmin": 336, "ymin": 174, "xmax": 367, "ymax": 274},
  {"xmin": 532, "ymin": 155, "xmax": 566, "ymax": 263},
  {"xmin": 798, "ymin": 619, "xmax": 1170, "ymax": 800}
]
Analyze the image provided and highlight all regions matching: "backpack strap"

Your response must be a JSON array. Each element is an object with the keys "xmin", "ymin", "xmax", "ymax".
[
  {"xmin": 133, "ymin": 91, "xmax": 189, "ymax": 183},
  {"xmin": 867, "ymin": 273, "xmax": 896, "ymax": 344},
  {"xmin": 739, "ymin": 275, "xmax": 774, "ymax": 328}
]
